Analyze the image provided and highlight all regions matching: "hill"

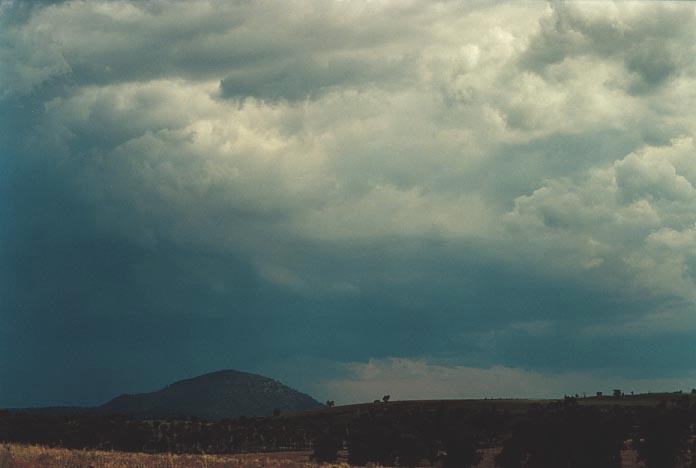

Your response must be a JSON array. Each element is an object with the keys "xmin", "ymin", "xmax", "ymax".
[{"xmin": 98, "ymin": 369, "xmax": 322, "ymax": 419}]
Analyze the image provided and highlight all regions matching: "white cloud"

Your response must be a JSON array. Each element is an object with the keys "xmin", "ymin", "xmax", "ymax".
[
  {"xmin": 506, "ymin": 137, "xmax": 696, "ymax": 300},
  {"xmin": 6, "ymin": 0, "xmax": 696, "ymax": 325}
]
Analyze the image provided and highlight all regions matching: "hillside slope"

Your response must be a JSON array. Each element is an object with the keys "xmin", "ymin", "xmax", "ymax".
[{"xmin": 99, "ymin": 369, "xmax": 322, "ymax": 419}]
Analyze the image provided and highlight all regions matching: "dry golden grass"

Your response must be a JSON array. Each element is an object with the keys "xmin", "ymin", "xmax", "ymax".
[
  {"xmin": 0, "ymin": 443, "xmax": 350, "ymax": 468},
  {"xmin": 0, "ymin": 443, "xmax": 651, "ymax": 468}
]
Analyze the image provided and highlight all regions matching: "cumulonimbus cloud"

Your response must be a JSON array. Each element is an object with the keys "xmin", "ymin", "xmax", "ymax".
[{"xmin": 4, "ymin": 1, "xmax": 696, "ymax": 404}]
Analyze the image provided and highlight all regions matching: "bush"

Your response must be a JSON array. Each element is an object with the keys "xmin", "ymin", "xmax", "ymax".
[
  {"xmin": 312, "ymin": 431, "xmax": 342, "ymax": 463},
  {"xmin": 394, "ymin": 431, "xmax": 436, "ymax": 467},
  {"xmin": 441, "ymin": 430, "xmax": 480, "ymax": 468},
  {"xmin": 497, "ymin": 406, "xmax": 625, "ymax": 468},
  {"xmin": 635, "ymin": 409, "xmax": 690, "ymax": 468}
]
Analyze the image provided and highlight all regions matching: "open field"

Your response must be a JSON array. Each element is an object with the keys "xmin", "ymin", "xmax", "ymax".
[
  {"xmin": 0, "ymin": 444, "xmax": 343, "ymax": 468},
  {"xmin": 0, "ymin": 443, "xmax": 653, "ymax": 468}
]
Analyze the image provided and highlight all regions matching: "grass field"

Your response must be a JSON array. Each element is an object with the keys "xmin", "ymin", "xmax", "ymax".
[
  {"xmin": 0, "ymin": 444, "xmax": 346, "ymax": 468},
  {"xmin": 0, "ymin": 443, "xmax": 650, "ymax": 468}
]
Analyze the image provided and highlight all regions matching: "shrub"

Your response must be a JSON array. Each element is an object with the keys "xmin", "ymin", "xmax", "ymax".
[{"xmin": 312, "ymin": 431, "xmax": 342, "ymax": 463}]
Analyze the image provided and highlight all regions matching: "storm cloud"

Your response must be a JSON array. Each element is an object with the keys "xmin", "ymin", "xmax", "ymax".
[{"xmin": 3, "ymin": 1, "xmax": 696, "ymax": 406}]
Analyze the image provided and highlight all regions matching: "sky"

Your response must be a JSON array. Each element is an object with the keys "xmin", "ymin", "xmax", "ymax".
[{"xmin": 2, "ymin": 0, "xmax": 696, "ymax": 407}]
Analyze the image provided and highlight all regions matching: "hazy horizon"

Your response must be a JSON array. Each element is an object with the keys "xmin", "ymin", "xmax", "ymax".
[
  {"xmin": 3, "ymin": 0, "xmax": 696, "ymax": 408},
  {"xmin": 10, "ymin": 364, "xmax": 696, "ymax": 409}
]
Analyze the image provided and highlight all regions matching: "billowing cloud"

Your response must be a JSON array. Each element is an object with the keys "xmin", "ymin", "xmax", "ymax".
[
  {"xmin": 521, "ymin": 2, "xmax": 696, "ymax": 95},
  {"xmin": 3, "ymin": 0, "xmax": 696, "ymax": 406},
  {"xmin": 506, "ymin": 137, "xmax": 696, "ymax": 300}
]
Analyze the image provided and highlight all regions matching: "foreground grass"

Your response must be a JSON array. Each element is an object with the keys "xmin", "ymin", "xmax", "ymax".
[
  {"xmin": 0, "ymin": 444, "xmax": 351, "ymax": 468},
  {"xmin": 0, "ymin": 443, "xmax": 650, "ymax": 468}
]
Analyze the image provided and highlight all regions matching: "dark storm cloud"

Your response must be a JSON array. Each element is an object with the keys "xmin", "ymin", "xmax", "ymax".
[
  {"xmin": 3, "ymin": 217, "xmax": 683, "ymax": 406},
  {"xmin": 3, "ymin": 1, "xmax": 696, "ymax": 406},
  {"xmin": 1, "ymin": 0, "xmax": 425, "ymax": 95},
  {"xmin": 219, "ymin": 55, "xmax": 415, "ymax": 102}
]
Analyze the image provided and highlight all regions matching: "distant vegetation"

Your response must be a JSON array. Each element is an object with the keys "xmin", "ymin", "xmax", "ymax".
[{"xmin": 3, "ymin": 393, "xmax": 696, "ymax": 467}]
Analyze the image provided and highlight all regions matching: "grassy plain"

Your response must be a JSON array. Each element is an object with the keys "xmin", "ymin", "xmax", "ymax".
[
  {"xmin": 0, "ymin": 444, "xmax": 344, "ymax": 468},
  {"xmin": 0, "ymin": 443, "xmax": 650, "ymax": 468}
]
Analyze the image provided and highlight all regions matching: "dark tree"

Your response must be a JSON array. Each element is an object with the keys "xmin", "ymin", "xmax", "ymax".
[
  {"xmin": 497, "ymin": 405, "xmax": 626, "ymax": 468},
  {"xmin": 635, "ymin": 409, "xmax": 690, "ymax": 468},
  {"xmin": 395, "ymin": 431, "xmax": 435, "ymax": 467},
  {"xmin": 441, "ymin": 430, "xmax": 480, "ymax": 468},
  {"xmin": 312, "ymin": 430, "xmax": 342, "ymax": 463}
]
